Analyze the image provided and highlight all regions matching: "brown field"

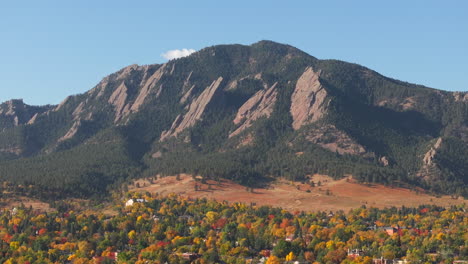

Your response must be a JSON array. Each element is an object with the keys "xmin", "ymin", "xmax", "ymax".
[
  {"xmin": 0, "ymin": 196, "xmax": 54, "ymax": 213},
  {"xmin": 130, "ymin": 174, "xmax": 466, "ymax": 212}
]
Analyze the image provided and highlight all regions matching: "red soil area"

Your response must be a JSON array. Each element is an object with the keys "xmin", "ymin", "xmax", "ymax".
[{"xmin": 130, "ymin": 174, "xmax": 465, "ymax": 212}]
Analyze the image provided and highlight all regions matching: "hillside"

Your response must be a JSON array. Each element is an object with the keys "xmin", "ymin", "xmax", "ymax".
[{"xmin": 0, "ymin": 40, "xmax": 467, "ymax": 198}]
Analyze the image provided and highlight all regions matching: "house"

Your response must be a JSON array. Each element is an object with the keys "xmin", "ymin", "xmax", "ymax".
[
  {"xmin": 373, "ymin": 258, "xmax": 392, "ymax": 264},
  {"xmin": 181, "ymin": 252, "xmax": 200, "ymax": 261},
  {"xmin": 11, "ymin": 207, "xmax": 18, "ymax": 216},
  {"xmin": 347, "ymin": 249, "xmax": 364, "ymax": 257},
  {"xmin": 373, "ymin": 258, "xmax": 408, "ymax": 264},
  {"xmin": 125, "ymin": 198, "xmax": 147, "ymax": 207},
  {"xmin": 384, "ymin": 227, "xmax": 398, "ymax": 236}
]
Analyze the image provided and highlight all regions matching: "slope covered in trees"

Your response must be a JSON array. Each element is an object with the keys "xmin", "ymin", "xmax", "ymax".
[{"xmin": 0, "ymin": 40, "xmax": 466, "ymax": 198}]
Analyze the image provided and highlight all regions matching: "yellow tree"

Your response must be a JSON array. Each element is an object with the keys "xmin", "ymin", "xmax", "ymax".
[
  {"xmin": 266, "ymin": 255, "xmax": 281, "ymax": 264},
  {"xmin": 285, "ymin": 251, "xmax": 296, "ymax": 261}
]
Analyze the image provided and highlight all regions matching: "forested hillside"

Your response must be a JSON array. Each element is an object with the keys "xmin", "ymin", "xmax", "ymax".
[{"xmin": 0, "ymin": 41, "xmax": 466, "ymax": 198}]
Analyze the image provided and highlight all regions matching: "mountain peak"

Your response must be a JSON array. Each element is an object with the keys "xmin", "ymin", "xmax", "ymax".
[{"xmin": 0, "ymin": 41, "xmax": 466, "ymax": 198}]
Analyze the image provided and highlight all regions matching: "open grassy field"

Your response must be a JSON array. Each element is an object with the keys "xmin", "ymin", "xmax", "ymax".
[{"xmin": 130, "ymin": 174, "xmax": 466, "ymax": 212}]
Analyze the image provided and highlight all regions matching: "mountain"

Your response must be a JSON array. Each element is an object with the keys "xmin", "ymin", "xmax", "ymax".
[{"xmin": 0, "ymin": 40, "xmax": 467, "ymax": 198}]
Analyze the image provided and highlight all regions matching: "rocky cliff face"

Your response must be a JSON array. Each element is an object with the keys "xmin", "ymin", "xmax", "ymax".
[
  {"xmin": 290, "ymin": 67, "xmax": 328, "ymax": 130},
  {"xmin": 0, "ymin": 99, "xmax": 51, "ymax": 127},
  {"xmin": 230, "ymin": 82, "xmax": 278, "ymax": 137},
  {"xmin": 161, "ymin": 77, "xmax": 224, "ymax": 140}
]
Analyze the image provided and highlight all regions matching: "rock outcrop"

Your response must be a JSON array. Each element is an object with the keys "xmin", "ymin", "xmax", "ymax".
[
  {"xmin": 423, "ymin": 138, "xmax": 442, "ymax": 166},
  {"xmin": 87, "ymin": 76, "xmax": 110, "ymax": 99},
  {"xmin": 54, "ymin": 96, "xmax": 71, "ymax": 112},
  {"xmin": 0, "ymin": 99, "xmax": 50, "ymax": 127},
  {"xmin": 72, "ymin": 102, "xmax": 86, "ymax": 120},
  {"xmin": 400, "ymin": 97, "xmax": 416, "ymax": 110},
  {"xmin": 230, "ymin": 82, "xmax": 278, "ymax": 137},
  {"xmin": 58, "ymin": 120, "xmax": 81, "ymax": 142},
  {"xmin": 290, "ymin": 67, "xmax": 328, "ymax": 130},
  {"xmin": 416, "ymin": 137, "xmax": 443, "ymax": 181},
  {"xmin": 303, "ymin": 125, "xmax": 368, "ymax": 156},
  {"xmin": 0, "ymin": 147, "xmax": 22, "ymax": 155},
  {"xmin": 160, "ymin": 77, "xmax": 223, "ymax": 140},
  {"xmin": 180, "ymin": 85, "xmax": 196, "ymax": 104},
  {"xmin": 108, "ymin": 82, "xmax": 130, "ymax": 122},
  {"xmin": 180, "ymin": 72, "xmax": 195, "ymax": 104},
  {"xmin": 27, "ymin": 113, "xmax": 39, "ymax": 125},
  {"xmin": 379, "ymin": 156, "xmax": 390, "ymax": 166},
  {"xmin": 116, "ymin": 64, "xmax": 139, "ymax": 80},
  {"xmin": 1, "ymin": 99, "xmax": 23, "ymax": 116},
  {"xmin": 130, "ymin": 64, "xmax": 166, "ymax": 112},
  {"xmin": 453, "ymin": 92, "xmax": 468, "ymax": 102}
]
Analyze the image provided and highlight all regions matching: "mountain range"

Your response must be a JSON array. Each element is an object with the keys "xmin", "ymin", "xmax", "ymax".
[{"xmin": 0, "ymin": 40, "xmax": 467, "ymax": 198}]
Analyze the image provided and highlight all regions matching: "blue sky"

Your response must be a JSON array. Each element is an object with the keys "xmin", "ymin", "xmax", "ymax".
[{"xmin": 1, "ymin": 1, "xmax": 467, "ymax": 105}]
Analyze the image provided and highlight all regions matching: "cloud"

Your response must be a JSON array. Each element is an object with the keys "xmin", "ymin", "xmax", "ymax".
[{"xmin": 161, "ymin": 48, "xmax": 196, "ymax": 60}]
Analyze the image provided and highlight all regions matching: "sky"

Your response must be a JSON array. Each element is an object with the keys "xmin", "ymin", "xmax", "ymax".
[{"xmin": 0, "ymin": 1, "xmax": 467, "ymax": 105}]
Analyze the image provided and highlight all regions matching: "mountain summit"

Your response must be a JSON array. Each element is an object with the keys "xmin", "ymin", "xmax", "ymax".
[{"xmin": 0, "ymin": 41, "xmax": 467, "ymax": 198}]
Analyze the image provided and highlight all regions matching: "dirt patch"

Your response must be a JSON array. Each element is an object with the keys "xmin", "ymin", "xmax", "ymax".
[
  {"xmin": 0, "ymin": 196, "xmax": 55, "ymax": 213},
  {"xmin": 130, "ymin": 174, "xmax": 465, "ymax": 212}
]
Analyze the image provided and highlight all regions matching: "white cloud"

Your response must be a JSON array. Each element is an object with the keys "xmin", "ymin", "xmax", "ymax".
[{"xmin": 161, "ymin": 48, "xmax": 196, "ymax": 60}]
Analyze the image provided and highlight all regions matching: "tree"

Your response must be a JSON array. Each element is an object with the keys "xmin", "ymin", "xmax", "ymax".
[
  {"xmin": 273, "ymin": 240, "xmax": 291, "ymax": 258},
  {"xmin": 265, "ymin": 255, "xmax": 281, "ymax": 264},
  {"xmin": 285, "ymin": 251, "xmax": 296, "ymax": 261}
]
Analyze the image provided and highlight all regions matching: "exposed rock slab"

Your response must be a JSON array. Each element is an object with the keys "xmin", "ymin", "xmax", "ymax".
[
  {"xmin": 290, "ymin": 67, "xmax": 328, "ymax": 130},
  {"xmin": 453, "ymin": 92, "xmax": 468, "ymax": 102},
  {"xmin": 130, "ymin": 64, "xmax": 166, "ymax": 112},
  {"xmin": 180, "ymin": 85, "xmax": 196, "ymax": 104},
  {"xmin": 304, "ymin": 124, "xmax": 368, "ymax": 156},
  {"xmin": 54, "ymin": 96, "xmax": 71, "ymax": 112},
  {"xmin": 180, "ymin": 72, "xmax": 195, "ymax": 103},
  {"xmin": 108, "ymin": 82, "xmax": 130, "ymax": 122},
  {"xmin": 27, "ymin": 113, "xmax": 39, "ymax": 125},
  {"xmin": 161, "ymin": 77, "xmax": 223, "ymax": 140},
  {"xmin": 58, "ymin": 120, "xmax": 81, "ymax": 142},
  {"xmin": 72, "ymin": 102, "xmax": 85, "ymax": 120},
  {"xmin": 423, "ymin": 138, "xmax": 442, "ymax": 166},
  {"xmin": 417, "ymin": 138, "xmax": 443, "ymax": 181},
  {"xmin": 0, "ymin": 147, "xmax": 22, "ymax": 155},
  {"xmin": 116, "ymin": 64, "xmax": 139, "ymax": 80},
  {"xmin": 230, "ymin": 82, "xmax": 278, "ymax": 137},
  {"xmin": 400, "ymin": 97, "xmax": 416, "ymax": 110},
  {"xmin": 88, "ymin": 76, "xmax": 110, "ymax": 99},
  {"xmin": 0, "ymin": 99, "xmax": 43, "ymax": 127},
  {"xmin": 379, "ymin": 156, "xmax": 390, "ymax": 166}
]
